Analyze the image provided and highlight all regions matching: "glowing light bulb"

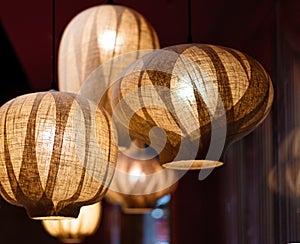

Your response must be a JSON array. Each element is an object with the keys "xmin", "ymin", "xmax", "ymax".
[
  {"xmin": 129, "ymin": 166, "xmax": 146, "ymax": 184},
  {"xmin": 98, "ymin": 30, "xmax": 117, "ymax": 50}
]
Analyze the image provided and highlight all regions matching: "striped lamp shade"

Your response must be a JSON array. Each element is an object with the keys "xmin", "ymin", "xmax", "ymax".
[
  {"xmin": 105, "ymin": 140, "xmax": 178, "ymax": 214},
  {"xmin": 58, "ymin": 4, "xmax": 160, "ymax": 94},
  {"xmin": 110, "ymin": 44, "xmax": 274, "ymax": 170},
  {"xmin": 0, "ymin": 91, "xmax": 117, "ymax": 219},
  {"xmin": 42, "ymin": 202, "xmax": 102, "ymax": 243}
]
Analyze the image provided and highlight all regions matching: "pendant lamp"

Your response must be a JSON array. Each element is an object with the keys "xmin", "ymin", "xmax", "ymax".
[
  {"xmin": 269, "ymin": 128, "xmax": 300, "ymax": 197},
  {"xmin": 58, "ymin": 4, "xmax": 160, "ymax": 94},
  {"xmin": 110, "ymin": 43, "xmax": 274, "ymax": 170},
  {"xmin": 42, "ymin": 202, "xmax": 102, "ymax": 243},
  {"xmin": 105, "ymin": 140, "xmax": 178, "ymax": 214},
  {"xmin": 0, "ymin": 91, "xmax": 117, "ymax": 219}
]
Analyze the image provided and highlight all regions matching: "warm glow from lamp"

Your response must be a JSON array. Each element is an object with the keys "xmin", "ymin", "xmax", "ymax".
[
  {"xmin": 110, "ymin": 44, "xmax": 274, "ymax": 171},
  {"xmin": 0, "ymin": 91, "xmax": 117, "ymax": 219},
  {"xmin": 105, "ymin": 140, "xmax": 178, "ymax": 214},
  {"xmin": 98, "ymin": 30, "xmax": 117, "ymax": 50},
  {"xmin": 129, "ymin": 166, "xmax": 146, "ymax": 184},
  {"xmin": 58, "ymin": 4, "xmax": 160, "ymax": 93},
  {"xmin": 42, "ymin": 202, "xmax": 102, "ymax": 243}
]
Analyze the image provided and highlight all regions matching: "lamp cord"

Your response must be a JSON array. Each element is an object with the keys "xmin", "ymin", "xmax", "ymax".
[
  {"xmin": 51, "ymin": 0, "xmax": 57, "ymax": 90},
  {"xmin": 187, "ymin": 0, "xmax": 193, "ymax": 43}
]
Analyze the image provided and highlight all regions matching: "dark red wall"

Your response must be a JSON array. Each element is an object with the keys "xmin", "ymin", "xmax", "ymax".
[
  {"xmin": 1, "ymin": 0, "xmax": 275, "ymax": 91},
  {"xmin": 0, "ymin": 0, "xmax": 277, "ymax": 243}
]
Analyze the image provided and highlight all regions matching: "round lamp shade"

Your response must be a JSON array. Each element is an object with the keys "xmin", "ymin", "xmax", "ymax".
[
  {"xmin": 0, "ymin": 91, "xmax": 117, "ymax": 219},
  {"xmin": 110, "ymin": 44, "xmax": 274, "ymax": 170},
  {"xmin": 42, "ymin": 202, "xmax": 102, "ymax": 243},
  {"xmin": 58, "ymin": 4, "xmax": 160, "ymax": 94},
  {"xmin": 105, "ymin": 141, "xmax": 178, "ymax": 213}
]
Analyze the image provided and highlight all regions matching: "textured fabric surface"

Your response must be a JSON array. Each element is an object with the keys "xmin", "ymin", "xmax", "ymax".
[
  {"xmin": 0, "ymin": 91, "xmax": 117, "ymax": 218},
  {"xmin": 58, "ymin": 4, "xmax": 160, "ymax": 94},
  {"xmin": 110, "ymin": 44, "xmax": 274, "ymax": 167},
  {"xmin": 105, "ymin": 142, "xmax": 178, "ymax": 213}
]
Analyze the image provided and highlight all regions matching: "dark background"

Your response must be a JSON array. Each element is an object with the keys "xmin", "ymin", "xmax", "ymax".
[{"xmin": 1, "ymin": 0, "xmax": 299, "ymax": 243}]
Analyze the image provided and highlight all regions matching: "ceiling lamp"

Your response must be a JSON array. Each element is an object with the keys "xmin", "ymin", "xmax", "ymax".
[
  {"xmin": 42, "ymin": 202, "xmax": 102, "ymax": 243},
  {"xmin": 0, "ymin": 91, "xmax": 117, "ymax": 219},
  {"xmin": 268, "ymin": 128, "xmax": 300, "ymax": 197},
  {"xmin": 105, "ymin": 140, "xmax": 178, "ymax": 214},
  {"xmin": 58, "ymin": 4, "xmax": 160, "ymax": 94},
  {"xmin": 110, "ymin": 44, "xmax": 274, "ymax": 171}
]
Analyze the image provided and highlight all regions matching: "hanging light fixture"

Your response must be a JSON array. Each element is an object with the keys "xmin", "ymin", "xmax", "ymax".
[
  {"xmin": 58, "ymin": 4, "xmax": 160, "ymax": 94},
  {"xmin": 56, "ymin": 2, "xmax": 171, "ymax": 213},
  {"xmin": 0, "ymin": 91, "xmax": 117, "ymax": 219},
  {"xmin": 105, "ymin": 140, "xmax": 178, "ymax": 214},
  {"xmin": 42, "ymin": 202, "xmax": 102, "ymax": 243},
  {"xmin": 110, "ymin": 43, "xmax": 274, "ymax": 171}
]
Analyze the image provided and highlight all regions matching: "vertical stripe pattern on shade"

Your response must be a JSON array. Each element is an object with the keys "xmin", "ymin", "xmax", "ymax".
[
  {"xmin": 58, "ymin": 4, "xmax": 160, "ymax": 94},
  {"xmin": 110, "ymin": 44, "xmax": 274, "ymax": 169},
  {"xmin": 0, "ymin": 91, "xmax": 117, "ymax": 219}
]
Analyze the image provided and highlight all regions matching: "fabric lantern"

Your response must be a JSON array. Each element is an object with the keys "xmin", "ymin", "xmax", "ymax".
[
  {"xmin": 0, "ymin": 91, "xmax": 117, "ymax": 219},
  {"xmin": 58, "ymin": 4, "xmax": 160, "ymax": 94},
  {"xmin": 105, "ymin": 140, "xmax": 178, "ymax": 214},
  {"xmin": 268, "ymin": 128, "xmax": 300, "ymax": 197},
  {"xmin": 42, "ymin": 202, "xmax": 102, "ymax": 243},
  {"xmin": 110, "ymin": 44, "xmax": 274, "ymax": 170}
]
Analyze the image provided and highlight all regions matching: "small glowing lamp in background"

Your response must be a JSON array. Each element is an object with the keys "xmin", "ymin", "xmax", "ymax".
[
  {"xmin": 105, "ymin": 140, "xmax": 178, "ymax": 214},
  {"xmin": 42, "ymin": 202, "xmax": 102, "ymax": 243}
]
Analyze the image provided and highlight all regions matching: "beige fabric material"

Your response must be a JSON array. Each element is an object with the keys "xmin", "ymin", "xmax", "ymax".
[
  {"xmin": 0, "ymin": 91, "xmax": 117, "ymax": 219},
  {"xmin": 105, "ymin": 141, "xmax": 178, "ymax": 212},
  {"xmin": 110, "ymin": 44, "xmax": 274, "ymax": 167},
  {"xmin": 58, "ymin": 4, "xmax": 160, "ymax": 94}
]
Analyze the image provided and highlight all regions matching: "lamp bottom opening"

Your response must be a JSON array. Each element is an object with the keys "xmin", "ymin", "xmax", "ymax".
[{"xmin": 162, "ymin": 160, "xmax": 224, "ymax": 170}]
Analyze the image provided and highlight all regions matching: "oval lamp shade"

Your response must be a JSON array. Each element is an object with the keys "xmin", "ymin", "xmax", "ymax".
[
  {"xmin": 268, "ymin": 128, "xmax": 300, "ymax": 197},
  {"xmin": 105, "ymin": 140, "xmax": 178, "ymax": 214},
  {"xmin": 58, "ymin": 4, "xmax": 160, "ymax": 94},
  {"xmin": 42, "ymin": 202, "xmax": 102, "ymax": 243},
  {"xmin": 0, "ymin": 91, "xmax": 117, "ymax": 219},
  {"xmin": 110, "ymin": 43, "xmax": 274, "ymax": 170}
]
